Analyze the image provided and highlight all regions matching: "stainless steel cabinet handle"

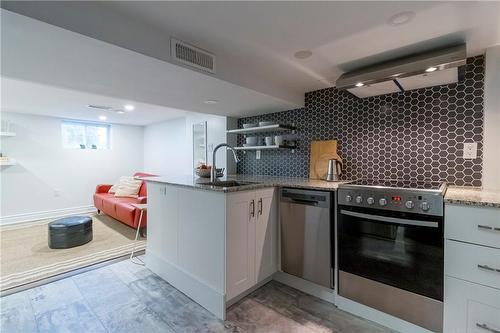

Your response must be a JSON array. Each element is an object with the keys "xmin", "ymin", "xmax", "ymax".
[
  {"xmin": 477, "ymin": 323, "xmax": 500, "ymax": 333},
  {"xmin": 250, "ymin": 200, "xmax": 255, "ymax": 218},
  {"xmin": 478, "ymin": 264, "xmax": 500, "ymax": 273},
  {"xmin": 478, "ymin": 225, "xmax": 500, "ymax": 232},
  {"xmin": 258, "ymin": 198, "xmax": 263, "ymax": 215},
  {"xmin": 478, "ymin": 225, "xmax": 493, "ymax": 230}
]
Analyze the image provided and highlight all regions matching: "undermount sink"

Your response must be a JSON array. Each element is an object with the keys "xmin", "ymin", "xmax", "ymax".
[{"xmin": 204, "ymin": 180, "xmax": 257, "ymax": 187}]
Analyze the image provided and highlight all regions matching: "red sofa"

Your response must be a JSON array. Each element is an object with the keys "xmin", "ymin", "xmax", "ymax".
[{"xmin": 93, "ymin": 172, "xmax": 155, "ymax": 230}]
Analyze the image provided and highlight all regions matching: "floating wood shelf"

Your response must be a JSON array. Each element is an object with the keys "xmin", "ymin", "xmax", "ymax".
[{"xmin": 227, "ymin": 124, "xmax": 296, "ymax": 135}]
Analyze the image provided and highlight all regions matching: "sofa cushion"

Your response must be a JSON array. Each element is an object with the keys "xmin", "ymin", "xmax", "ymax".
[
  {"xmin": 115, "ymin": 203, "xmax": 136, "ymax": 226},
  {"xmin": 94, "ymin": 193, "xmax": 113, "ymax": 209}
]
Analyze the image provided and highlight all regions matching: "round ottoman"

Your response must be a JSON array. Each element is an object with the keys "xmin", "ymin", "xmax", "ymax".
[{"xmin": 48, "ymin": 216, "xmax": 93, "ymax": 249}]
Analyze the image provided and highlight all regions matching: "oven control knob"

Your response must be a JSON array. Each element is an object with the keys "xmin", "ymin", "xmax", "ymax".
[
  {"xmin": 367, "ymin": 197, "xmax": 375, "ymax": 205},
  {"xmin": 355, "ymin": 196, "xmax": 363, "ymax": 204},
  {"xmin": 379, "ymin": 198, "xmax": 387, "ymax": 206},
  {"xmin": 345, "ymin": 195, "xmax": 352, "ymax": 202},
  {"xmin": 420, "ymin": 201, "xmax": 430, "ymax": 211},
  {"xmin": 405, "ymin": 200, "xmax": 414, "ymax": 209}
]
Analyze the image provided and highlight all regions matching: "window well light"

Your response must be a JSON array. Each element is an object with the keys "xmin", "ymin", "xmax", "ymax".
[
  {"xmin": 124, "ymin": 104, "xmax": 135, "ymax": 111},
  {"xmin": 425, "ymin": 67, "xmax": 438, "ymax": 72},
  {"xmin": 99, "ymin": 115, "xmax": 107, "ymax": 121},
  {"xmin": 355, "ymin": 82, "xmax": 364, "ymax": 87}
]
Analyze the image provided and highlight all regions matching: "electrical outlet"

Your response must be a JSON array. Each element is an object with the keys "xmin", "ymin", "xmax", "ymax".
[
  {"xmin": 463, "ymin": 142, "xmax": 478, "ymax": 159},
  {"xmin": 256, "ymin": 150, "xmax": 261, "ymax": 160}
]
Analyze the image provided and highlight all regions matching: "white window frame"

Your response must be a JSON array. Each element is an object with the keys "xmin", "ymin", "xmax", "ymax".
[{"xmin": 61, "ymin": 120, "xmax": 111, "ymax": 150}]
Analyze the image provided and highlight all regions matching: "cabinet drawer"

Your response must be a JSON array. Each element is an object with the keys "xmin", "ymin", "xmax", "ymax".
[
  {"xmin": 445, "ymin": 205, "xmax": 500, "ymax": 249},
  {"xmin": 444, "ymin": 277, "xmax": 500, "ymax": 333},
  {"xmin": 445, "ymin": 240, "xmax": 500, "ymax": 290}
]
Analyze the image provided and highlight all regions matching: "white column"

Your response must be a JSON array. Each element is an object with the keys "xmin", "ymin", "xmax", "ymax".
[{"xmin": 482, "ymin": 45, "xmax": 500, "ymax": 190}]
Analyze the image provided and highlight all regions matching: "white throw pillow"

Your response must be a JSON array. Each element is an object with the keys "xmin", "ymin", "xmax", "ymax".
[
  {"xmin": 108, "ymin": 176, "xmax": 128, "ymax": 193},
  {"xmin": 111, "ymin": 176, "xmax": 143, "ymax": 198}
]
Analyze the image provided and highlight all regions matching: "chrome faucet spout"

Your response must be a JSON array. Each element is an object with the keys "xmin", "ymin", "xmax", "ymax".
[{"xmin": 211, "ymin": 143, "xmax": 239, "ymax": 182}]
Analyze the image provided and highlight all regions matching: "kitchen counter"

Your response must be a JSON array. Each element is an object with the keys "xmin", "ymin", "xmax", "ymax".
[
  {"xmin": 142, "ymin": 174, "xmax": 349, "ymax": 192},
  {"xmin": 445, "ymin": 186, "xmax": 500, "ymax": 208}
]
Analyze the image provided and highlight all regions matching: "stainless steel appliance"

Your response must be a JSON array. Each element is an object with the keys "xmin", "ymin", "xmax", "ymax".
[
  {"xmin": 280, "ymin": 188, "xmax": 333, "ymax": 288},
  {"xmin": 325, "ymin": 159, "xmax": 341, "ymax": 182},
  {"xmin": 337, "ymin": 179, "xmax": 447, "ymax": 333}
]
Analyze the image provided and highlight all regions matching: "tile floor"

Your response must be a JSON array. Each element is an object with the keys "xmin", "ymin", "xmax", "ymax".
[{"xmin": 0, "ymin": 257, "xmax": 396, "ymax": 333}]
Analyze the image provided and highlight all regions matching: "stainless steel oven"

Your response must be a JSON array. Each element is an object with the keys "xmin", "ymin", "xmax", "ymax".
[{"xmin": 337, "ymin": 180, "xmax": 446, "ymax": 333}]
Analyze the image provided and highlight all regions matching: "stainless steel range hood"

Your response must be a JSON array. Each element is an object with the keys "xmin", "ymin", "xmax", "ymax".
[{"xmin": 336, "ymin": 44, "xmax": 466, "ymax": 98}]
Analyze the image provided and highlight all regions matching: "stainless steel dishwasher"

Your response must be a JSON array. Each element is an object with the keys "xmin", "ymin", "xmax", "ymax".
[{"xmin": 280, "ymin": 188, "xmax": 332, "ymax": 288}]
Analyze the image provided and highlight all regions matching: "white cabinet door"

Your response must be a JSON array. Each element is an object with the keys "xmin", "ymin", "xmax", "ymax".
[
  {"xmin": 145, "ymin": 182, "xmax": 166, "ymax": 257},
  {"xmin": 255, "ymin": 187, "xmax": 278, "ymax": 283},
  {"xmin": 226, "ymin": 191, "xmax": 257, "ymax": 300},
  {"xmin": 444, "ymin": 276, "xmax": 500, "ymax": 333}
]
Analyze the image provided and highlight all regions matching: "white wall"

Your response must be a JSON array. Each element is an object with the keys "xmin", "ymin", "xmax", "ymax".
[
  {"xmin": 0, "ymin": 112, "xmax": 144, "ymax": 223},
  {"xmin": 143, "ymin": 117, "xmax": 191, "ymax": 176},
  {"xmin": 483, "ymin": 45, "xmax": 500, "ymax": 190},
  {"xmin": 143, "ymin": 113, "xmax": 232, "ymax": 177}
]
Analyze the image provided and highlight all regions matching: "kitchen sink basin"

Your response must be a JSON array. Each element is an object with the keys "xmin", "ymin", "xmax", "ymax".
[{"xmin": 204, "ymin": 180, "xmax": 257, "ymax": 187}]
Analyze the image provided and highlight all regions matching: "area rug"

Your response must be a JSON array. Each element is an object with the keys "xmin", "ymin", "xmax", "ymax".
[{"xmin": 0, "ymin": 213, "xmax": 146, "ymax": 291}]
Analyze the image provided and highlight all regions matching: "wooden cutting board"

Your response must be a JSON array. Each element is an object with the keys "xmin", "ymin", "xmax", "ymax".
[{"xmin": 309, "ymin": 140, "xmax": 342, "ymax": 179}]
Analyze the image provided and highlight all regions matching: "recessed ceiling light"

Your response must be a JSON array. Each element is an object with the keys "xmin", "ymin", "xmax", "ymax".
[
  {"xmin": 204, "ymin": 100, "xmax": 218, "ymax": 104},
  {"xmin": 294, "ymin": 50, "xmax": 313, "ymax": 59},
  {"xmin": 124, "ymin": 104, "xmax": 135, "ymax": 111},
  {"xmin": 387, "ymin": 11, "xmax": 416, "ymax": 26},
  {"xmin": 98, "ymin": 115, "xmax": 107, "ymax": 121},
  {"xmin": 355, "ymin": 82, "xmax": 365, "ymax": 87},
  {"xmin": 425, "ymin": 67, "xmax": 438, "ymax": 72},
  {"xmin": 116, "ymin": 110, "xmax": 126, "ymax": 114}
]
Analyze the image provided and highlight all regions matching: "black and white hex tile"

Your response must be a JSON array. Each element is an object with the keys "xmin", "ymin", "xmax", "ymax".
[{"xmin": 237, "ymin": 56, "xmax": 484, "ymax": 187}]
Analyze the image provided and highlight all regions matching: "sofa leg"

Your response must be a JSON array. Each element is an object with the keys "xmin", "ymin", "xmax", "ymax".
[
  {"xmin": 97, "ymin": 209, "xmax": 100, "ymax": 214},
  {"xmin": 139, "ymin": 227, "xmax": 147, "ymax": 238}
]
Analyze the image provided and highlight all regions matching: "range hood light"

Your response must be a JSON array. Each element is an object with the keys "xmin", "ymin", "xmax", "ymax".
[
  {"xmin": 425, "ymin": 67, "xmax": 438, "ymax": 72},
  {"xmin": 355, "ymin": 82, "xmax": 364, "ymax": 87}
]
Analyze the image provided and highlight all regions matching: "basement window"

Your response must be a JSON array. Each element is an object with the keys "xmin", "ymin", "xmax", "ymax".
[{"xmin": 61, "ymin": 121, "xmax": 110, "ymax": 149}]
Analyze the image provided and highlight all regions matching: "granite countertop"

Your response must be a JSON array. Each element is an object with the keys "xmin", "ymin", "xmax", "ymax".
[
  {"xmin": 142, "ymin": 174, "xmax": 349, "ymax": 193},
  {"xmin": 445, "ymin": 186, "xmax": 500, "ymax": 208}
]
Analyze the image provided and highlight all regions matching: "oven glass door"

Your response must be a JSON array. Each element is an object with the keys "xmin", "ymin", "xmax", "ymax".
[{"xmin": 338, "ymin": 206, "xmax": 443, "ymax": 300}]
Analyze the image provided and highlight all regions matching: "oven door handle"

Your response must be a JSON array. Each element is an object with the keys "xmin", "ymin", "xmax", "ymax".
[{"xmin": 340, "ymin": 210, "xmax": 439, "ymax": 228}]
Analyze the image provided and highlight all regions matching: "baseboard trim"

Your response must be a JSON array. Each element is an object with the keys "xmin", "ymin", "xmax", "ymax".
[
  {"xmin": 336, "ymin": 295, "xmax": 435, "ymax": 333},
  {"xmin": 226, "ymin": 274, "xmax": 275, "ymax": 308},
  {"xmin": 0, "ymin": 205, "xmax": 96, "ymax": 226},
  {"xmin": 273, "ymin": 271, "xmax": 336, "ymax": 304},
  {"xmin": 145, "ymin": 250, "xmax": 226, "ymax": 320}
]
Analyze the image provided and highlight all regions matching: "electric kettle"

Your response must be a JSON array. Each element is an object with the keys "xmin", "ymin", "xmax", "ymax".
[{"xmin": 326, "ymin": 159, "xmax": 342, "ymax": 182}]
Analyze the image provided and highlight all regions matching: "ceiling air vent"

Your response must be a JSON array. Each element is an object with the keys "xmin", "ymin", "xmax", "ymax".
[
  {"xmin": 171, "ymin": 38, "xmax": 216, "ymax": 74},
  {"xmin": 87, "ymin": 104, "xmax": 113, "ymax": 110}
]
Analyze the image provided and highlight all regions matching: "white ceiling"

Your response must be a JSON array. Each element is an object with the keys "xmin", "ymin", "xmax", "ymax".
[
  {"xmin": 1, "ymin": 1, "xmax": 500, "ymax": 122},
  {"xmin": 1, "ymin": 78, "xmax": 190, "ymax": 126}
]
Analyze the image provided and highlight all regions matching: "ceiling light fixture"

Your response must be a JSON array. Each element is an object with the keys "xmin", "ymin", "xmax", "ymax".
[
  {"xmin": 98, "ymin": 115, "xmax": 107, "ymax": 121},
  {"xmin": 204, "ymin": 100, "xmax": 218, "ymax": 104},
  {"xmin": 425, "ymin": 67, "xmax": 438, "ymax": 72},
  {"xmin": 355, "ymin": 82, "xmax": 365, "ymax": 87},
  {"xmin": 294, "ymin": 50, "xmax": 313, "ymax": 59},
  {"xmin": 387, "ymin": 11, "xmax": 416, "ymax": 26},
  {"xmin": 124, "ymin": 104, "xmax": 135, "ymax": 111},
  {"xmin": 116, "ymin": 110, "xmax": 126, "ymax": 114}
]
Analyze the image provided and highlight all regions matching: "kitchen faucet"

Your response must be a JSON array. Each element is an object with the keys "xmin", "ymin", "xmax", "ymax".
[{"xmin": 211, "ymin": 143, "xmax": 240, "ymax": 182}]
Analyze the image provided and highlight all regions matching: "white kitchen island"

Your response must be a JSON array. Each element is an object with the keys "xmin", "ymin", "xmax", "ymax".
[{"xmin": 143, "ymin": 176, "xmax": 279, "ymax": 320}]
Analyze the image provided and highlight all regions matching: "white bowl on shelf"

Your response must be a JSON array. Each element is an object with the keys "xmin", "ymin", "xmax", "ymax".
[
  {"xmin": 242, "ymin": 123, "xmax": 258, "ymax": 129},
  {"xmin": 245, "ymin": 136, "xmax": 258, "ymax": 146},
  {"xmin": 258, "ymin": 121, "xmax": 275, "ymax": 127}
]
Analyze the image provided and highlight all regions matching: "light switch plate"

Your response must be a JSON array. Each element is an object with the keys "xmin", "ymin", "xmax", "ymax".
[
  {"xmin": 463, "ymin": 142, "xmax": 478, "ymax": 159},
  {"xmin": 256, "ymin": 150, "xmax": 261, "ymax": 160}
]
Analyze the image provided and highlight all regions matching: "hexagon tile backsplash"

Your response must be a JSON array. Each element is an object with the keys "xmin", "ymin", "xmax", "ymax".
[{"xmin": 237, "ymin": 56, "xmax": 484, "ymax": 187}]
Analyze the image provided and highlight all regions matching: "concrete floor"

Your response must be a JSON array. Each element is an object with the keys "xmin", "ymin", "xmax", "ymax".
[{"xmin": 0, "ymin": 257, "xmax": 396, "ymax": 333}]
